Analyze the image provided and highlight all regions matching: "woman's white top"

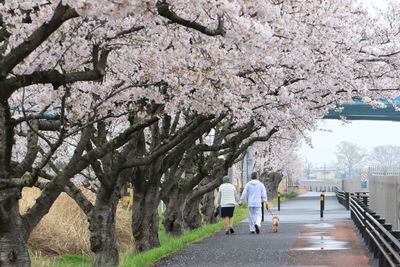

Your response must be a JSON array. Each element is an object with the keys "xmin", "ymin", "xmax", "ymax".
[{"xmin": 216, "ymin": 183, "xmax": 240, "ymax": 208}]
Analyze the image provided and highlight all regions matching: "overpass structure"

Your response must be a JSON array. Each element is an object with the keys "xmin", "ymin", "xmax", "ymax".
[{"xmin": 323, "ymin": 98, "xmax": 400, "ymax": 121}]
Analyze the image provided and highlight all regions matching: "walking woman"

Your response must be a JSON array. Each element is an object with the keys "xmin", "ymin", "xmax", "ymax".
[{"xmin": 215, "ymin": 176, "xmax": 240, "ymax": 235}]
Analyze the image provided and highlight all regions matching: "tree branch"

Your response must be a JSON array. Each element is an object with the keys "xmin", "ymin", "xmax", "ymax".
[
  {"xmin": 157, "ymin": 0, "xmax": 225, "ymax": 36},
  {"xmin": 0, "ymin": 46, "xmax": 110, "ymax": 99},
  {"xmin": 0, "ymin": 2, "xmax": 78, "ymax": 81},
  {"xmin": 64, "ymin": 180, "xmax": 94, "ymax": 216},
  {"xmin": 0, "ymin": 172, "xmax": 33, "ymax": 190},
  {"xmin": 14, "ymin": 120, "xmax": 39, "ymax": 175}
]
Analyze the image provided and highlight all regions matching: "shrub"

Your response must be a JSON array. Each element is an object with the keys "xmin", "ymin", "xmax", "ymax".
[{"xmin": 282, "ymin": 191, "xmax": 298, "ymax": 199}]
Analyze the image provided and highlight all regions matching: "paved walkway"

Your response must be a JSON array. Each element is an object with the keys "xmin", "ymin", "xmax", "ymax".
[{"xmin": 153, "ymin": 192, "xmax": 375, "ymax": 267}]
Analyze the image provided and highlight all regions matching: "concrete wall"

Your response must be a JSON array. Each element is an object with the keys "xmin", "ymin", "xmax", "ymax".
[
  {"xmin": 342, "ymin": 178, "xmax": 369, "ymax": 193},
  {"xmin": 368, "ymin": 174, "xmax": 400, "ymax": 229},
  {"xmin": 298, "ymin": 180, "xmax": 342, "ymax": 192}
]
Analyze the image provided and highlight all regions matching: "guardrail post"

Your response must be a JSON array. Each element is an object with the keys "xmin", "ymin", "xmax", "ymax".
[
  {"xmin": 390, "ymin": 230, "xmax": 400, "ymax": 240},
  {"xmin": 361, "ymin": 203, "xmax": 367, "ymax": 240},
  {"xmin": 350, "ymin": 193, "xmax": 354, "ymax": 219},
  {"xmin": 368, "ymin": 214, "xmax": 380, "ymax": 253},
  {"xmin": 375, "ymin": 218, "xmax": 386, "ymax": 258},
  {"xmin": 362, "ymin": 192, "xmax": 368, "ymax": 207},
  {"xmin": 345, "ymin": 192, "xmax": 350, "ymax": 210},
  {"xmin": 381, "ymin": 224, "xmax": 392, "ymax": 267},
  {"xmin": 320, "ymin": 194, "xmax": 324, "ymax": 219},
  {"xmin": 377, "ymin": 223, "xmax": 390, "ymax": 267},
  {"xmin": 278, "ymin": 192, "xmax": 281, "ymax": 211}
]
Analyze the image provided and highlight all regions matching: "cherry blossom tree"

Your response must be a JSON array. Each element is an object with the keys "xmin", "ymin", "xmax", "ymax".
[{"xmin": 2, "ymin": 1, "xmax": 400, "ymax": 266}]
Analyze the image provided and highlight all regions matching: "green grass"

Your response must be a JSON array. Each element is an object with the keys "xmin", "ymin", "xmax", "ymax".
[
  {"xmin": 31, "ymin": 254, "xmax": 91, "ymax": 267},
  {"xmin": 282, "ymin": 191, "xmax": 298, "ymax": 199},
  {"xmin": 269, "ymin": 191, "xmax": 298, "ymax": 207}
]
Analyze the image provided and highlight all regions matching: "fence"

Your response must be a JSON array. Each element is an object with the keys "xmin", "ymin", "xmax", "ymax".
[
  {"xmin": 298, "ymin": 180, "xmax": 341, "ymax": 192},
  {"xmin": 368, "ymin": 173, "xmax": 400, "ymax": 229},
  {"xmin": 369, "ymin": 166, "xmax": 400, "ymax": 176},
  {"xmin": 335, "ymin": 188, "xmax": 400, "ymax": 267}
]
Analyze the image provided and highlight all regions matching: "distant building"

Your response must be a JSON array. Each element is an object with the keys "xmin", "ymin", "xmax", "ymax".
[{"xmin": 304, "ymin": 167, "xmax": 338, "ymax": 180}]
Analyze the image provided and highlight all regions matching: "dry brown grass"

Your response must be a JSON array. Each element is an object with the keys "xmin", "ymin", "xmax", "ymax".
[
  {"xmin": 20, "ymin": 187, "xmax": 134, "ymax": 258},
  {"xmin": 278, "ymin": 183, "xmax": 307, "ymax": 195},
  {"xmin": 296, "ymin": 188, "xmax": 307, "ymax": 195}
]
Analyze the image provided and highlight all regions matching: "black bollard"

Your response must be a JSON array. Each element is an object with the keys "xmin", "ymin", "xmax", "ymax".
[
  {"xmin": 320, "ymin": 194, "xmax": 324, "ymax": 219},
  {"xmin": 261, "ymin": 201, "xmax": 264, "ymax": 222},
  {"xmin": 278, "ymin": 192, "xmax": 281, "ymax": 211}
]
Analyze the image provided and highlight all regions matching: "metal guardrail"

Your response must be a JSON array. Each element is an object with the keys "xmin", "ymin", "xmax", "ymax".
[
  {"xmin": 304, "ymin": 185, "xmax": 336, "ymax": 192},
  {"xmin": 335, "ymin": 187, "xmax": 400, "ymax": 267},
  {"xmin": 334, "ymin": 186, "xmax": 349, "ymax": 210}
]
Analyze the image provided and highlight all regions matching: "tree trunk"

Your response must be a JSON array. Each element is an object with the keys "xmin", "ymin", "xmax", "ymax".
[
  {"xmin": 162, "ymin": 188, "xmax": 185, "ymax": 236},
  {"xmin": 201, "ymin": 191, "xmax": 217, "ymax": 225},
  {"xmin": 131, "ymin": 187, "xmax": 161, "ymax": 252},
  {"xmin": 0, "ymin": 188, "xmax": 30, "ymax": 267},
  {"xmin": 89, "ymin": 188, "xmax": 120, "ymax": 267},
  {"xmin": 262, "ymin": 172, "xmax": 283, "ymax": 200},
  {"xmin": 183, "ymin": 196, "xmax": 202, "ymax": 230}
]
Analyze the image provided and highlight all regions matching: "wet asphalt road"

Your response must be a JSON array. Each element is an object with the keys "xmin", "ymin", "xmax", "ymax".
[{"xmin": 152, "ymin": 192, "xmax": 372, "ymax": 267}]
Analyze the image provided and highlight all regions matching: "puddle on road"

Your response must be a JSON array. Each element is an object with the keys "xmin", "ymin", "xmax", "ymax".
[
  {"xmin": 303, "ymin": 223, "xmax": 336, "ymax": 229},
  {"xmin": 292, "ymin": 223, "xmax": 350, "ymax": 251}
]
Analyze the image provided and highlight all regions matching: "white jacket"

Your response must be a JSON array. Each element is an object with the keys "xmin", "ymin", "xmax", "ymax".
[{"xmin": 240, "ymin": 180, "xmax": 268, "ymax": 207}]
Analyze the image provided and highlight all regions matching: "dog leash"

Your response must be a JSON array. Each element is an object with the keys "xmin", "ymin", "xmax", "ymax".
[{"xmin": 266, "ymin": 208, "xmax": 274, "ymax": 216}]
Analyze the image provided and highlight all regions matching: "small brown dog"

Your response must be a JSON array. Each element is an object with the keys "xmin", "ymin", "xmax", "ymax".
[{"xmin": 272, "ymin": 216, "xmax": 280, "ymax": 233}]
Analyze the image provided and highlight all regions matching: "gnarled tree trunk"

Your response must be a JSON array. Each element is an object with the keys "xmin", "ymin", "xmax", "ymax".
[
  {"xmin": 262, "ymin": 172, "xmax": 283, "ymax": 200},
  {"xmin": 89, "ymin": 188, "xmax": 120, "ymax": 267},
  {"xmin": 183, "ymin": 196, "xmax": 202, "ymax": 230},
  {"xmin": 162, "ymin": 188, "xmax": 185, "ymax": 236},
  {"xmin": 131, "ymin": 186, "xmax": 161, "ymax": 252},
  {"xmin": 0, "ymin": 101, "xmax": 30, "ymax": 267},
  {"xmin": 0, "ymin": 189, "xmax": 30, "ymax": 267},
  {"xmin": 201, "ymin": 191, "xmax": 217, "ymax": 225}
]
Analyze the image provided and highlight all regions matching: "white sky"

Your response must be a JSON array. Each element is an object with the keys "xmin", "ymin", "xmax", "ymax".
[
  {"xmin": 298, "ymin": 0, "xmax": 395, "ymax": 167},
  {"xmin": 298, "ymin": 120, "xmax": 400, "ymax": 167},
  {"xmin": 361, "ymin": 0, "xmax": 390, "ymax": 11}
]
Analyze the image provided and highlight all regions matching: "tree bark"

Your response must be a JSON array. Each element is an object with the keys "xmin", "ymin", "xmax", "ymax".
[
  {"xmin": 0, "ymin": 101, "xmax": 30, "ymax": 267},
  {"xmin": 262, "ymin": 172, "xmax": 283, "ymax": 200},
  {"xmin": 162, "ymin": 188, "xmax": 185, "ymax": 236},
  {"xmin": 0, "ymin": 188, "xmax": 30, "ymax": 267},
  {"xmin": 183, "ymin": 196, "xmax": 202, "ymax": 230},
  {"xmin": 201, "ymin": 191, "xmax": 217, "ymax": 225},
  {"xmin": 131, "ymin": 186, "xmax": 161, "ymax": 252},
  {"xmin": 89, "ymin": 187, "xmax": 120, "ymax": 267}
]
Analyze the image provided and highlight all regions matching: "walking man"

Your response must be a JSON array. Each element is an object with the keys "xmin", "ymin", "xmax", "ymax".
[{"xmin": 240, "ymin": 172, "xmax": 268, "ymax": 234}]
